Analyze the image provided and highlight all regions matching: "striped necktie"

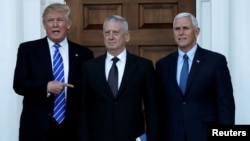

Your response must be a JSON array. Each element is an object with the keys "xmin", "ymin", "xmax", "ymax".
[{"xmin": 53, "ymin": 43, "xmax": 66, "ymax": 124}]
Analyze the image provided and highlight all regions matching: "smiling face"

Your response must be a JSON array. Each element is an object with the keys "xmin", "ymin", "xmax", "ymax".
[
  {"xmin": 43, "ymin": 11, "xmax": 71, "ymax": 43},
  {"xmin": 173, "ymin": 16, "xmax": 200, "ymax": 52}
]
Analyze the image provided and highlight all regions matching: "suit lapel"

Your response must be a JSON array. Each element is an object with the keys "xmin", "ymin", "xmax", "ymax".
[
  {"xmin": 67, "ymin": 41, "xmax": 78, "ymax": 84},
  {"xmin": 170, "ymin": 52, "xmax": 184, "ymax": 95},
  {"xmin": 96, "ymin": 54, "xmax": 115, "ymax": 99},
  {"xmin": 37, "ymin": 38, "xmax": 53, "ymax": 79},
  {"xmin": 116, "ymin": 52, "xmax": 136, "ymax": 98},
  {"xmin": 185, "ymin": 46, "xmax": 205, "ymax": 95}
]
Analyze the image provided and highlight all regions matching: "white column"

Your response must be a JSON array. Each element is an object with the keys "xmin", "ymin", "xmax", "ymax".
[
  {"xmin": 0, "ymin": 1, "xmax": 23, "ymax": 141},
  {"xmin": 23, "ymin": 0, "xmax": 42, "ymax": 41},
  {"xmin": 197, "ymin": 0, "xmax": 250, "ymax": 124},
  {"xmin": 196, "ymin": 0, "xmax": 230, "ymax": 57},
  {"xmin": 229, "ymin": 0, "xmax": 250, "ymax": 124},
  {"xmin": 210, "ymin": 0, "xmax": 229, "ymax": 57},
  {"xmin": 196, "ymin": 0, "xmax": 211, "ymax": 50}
]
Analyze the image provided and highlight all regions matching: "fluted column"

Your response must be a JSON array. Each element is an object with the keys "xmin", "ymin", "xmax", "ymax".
[
  {"xmin": 228, "ymin": 0, "xmax": 250, "ymax": 124},
  {"xmin": 0, "ymin": 1, "xmax": 23, "ymax": 141}
]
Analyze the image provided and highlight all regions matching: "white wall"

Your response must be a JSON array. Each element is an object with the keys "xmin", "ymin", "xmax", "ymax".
[{"xmin": 0, "ymin": 0, "xmax": 249, "ymax": 140}]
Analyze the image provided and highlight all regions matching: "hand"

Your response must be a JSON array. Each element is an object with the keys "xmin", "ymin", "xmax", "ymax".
[{"xmin": 47, "ymin": 80, "xmax": 74, "ymax": 94}]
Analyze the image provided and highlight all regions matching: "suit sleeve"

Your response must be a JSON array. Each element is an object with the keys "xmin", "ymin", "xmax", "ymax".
[
  {"xmin": 143, "ymin": 61, "xmax": 159, "ymax": 141},
  {"xmin": 215, "ymin": 55, "xmax": 235, "ymax": 125},
  {"xmin": 13, "ymin": 44, "xmax": 49, "ymax": 97},
  {"xmin": 77, "ymin": 62, "xmax": 89, "ymax": 141}
]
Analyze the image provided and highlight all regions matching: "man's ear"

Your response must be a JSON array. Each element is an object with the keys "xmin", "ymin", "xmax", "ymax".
[{"xmin": 125, "ymin": 31, "xmax": 131, "ymax": 42}]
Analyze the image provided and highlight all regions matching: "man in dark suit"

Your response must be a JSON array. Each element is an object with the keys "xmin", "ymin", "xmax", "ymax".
[
  {"xmin": 13, "ymin": 3, "xmax": 93, "ymax": 141},
  {"xmin": 155, "ymin": 12, "xmax": 235, "ymax": 141},
  {"xmin": 78, "ymin": 15, "xmax": 159, "ymax": 141}
]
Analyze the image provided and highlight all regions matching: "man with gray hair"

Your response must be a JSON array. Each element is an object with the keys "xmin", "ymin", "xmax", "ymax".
[
  {"xmin": 155, "ymin": 12, "xmax": 235, "ymax": 141},
  {"xmin": 78, "ymin": 15, "xmax": 159, "ymax": 141}
]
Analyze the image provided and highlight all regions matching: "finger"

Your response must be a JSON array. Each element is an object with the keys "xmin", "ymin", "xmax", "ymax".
[{"xmin": 64, "ymin": 83, "xmax": 74, "ymax": 88}]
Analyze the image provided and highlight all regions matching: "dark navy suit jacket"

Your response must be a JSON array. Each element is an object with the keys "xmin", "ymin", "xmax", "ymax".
[
  {"xmin": 155, "ymin": 45, "xmax": 235, "ymax": 141},
  {"xmin": 13, "ymin": 37, "xmax": 93, "ymax": 141},
  {"xmin": 78, "ymin": 51, "xmax": 159, "ymax": 141}
]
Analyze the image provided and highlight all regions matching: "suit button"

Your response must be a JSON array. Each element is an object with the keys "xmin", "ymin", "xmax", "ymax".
[{"xmin": 182, "ymin": 101, "xmax": 186, "ymax": 104}]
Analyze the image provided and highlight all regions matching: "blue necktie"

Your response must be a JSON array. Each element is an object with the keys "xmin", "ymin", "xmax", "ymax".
[
  {"xmin": 108, "ymin": 57, "xmax": 119, "ymax": 97},
  {"xmin": 180, "ymin": 54, "xmax": 189, "ymax": 94},
  {"xmin": 53, "ymin": 43, "xmax": 66, "ymax": 124}
]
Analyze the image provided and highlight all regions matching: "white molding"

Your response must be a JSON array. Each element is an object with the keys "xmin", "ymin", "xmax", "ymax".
[
  {"xmin": 211, "ymin": 0, "xmax": 229, "ymax": 57},
  {"xmin": 196, "ymin": 0, "xmax": 211, "ymax": 50}
]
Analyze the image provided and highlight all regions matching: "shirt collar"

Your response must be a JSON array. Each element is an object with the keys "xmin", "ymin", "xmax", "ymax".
[
  {"xmin": 47, "ymin": 37, "xmax": 68, "ymax": 49},
  {"xmin": 178, "ymin": 44, "xmax": 197, "ymax": 61},
  {"xmin": 106, "ymin": 49, "xmax": 127, "ymax": 62}
]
